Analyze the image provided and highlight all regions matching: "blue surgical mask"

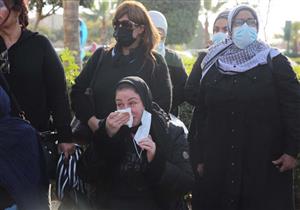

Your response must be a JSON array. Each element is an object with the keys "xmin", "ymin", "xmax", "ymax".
[
  {"xmin": 156, "ymin": 41, "xmax": 166, "ymax": 57},
  {"xmin": 232, "ymin": 23, "xmax": 257, "ymax": 49},
  {"xmin": 212, "ymin": 32, "xmax": 227, "ymax": 44}
]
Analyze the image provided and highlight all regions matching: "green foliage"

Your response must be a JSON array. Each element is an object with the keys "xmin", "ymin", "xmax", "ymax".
[
  {"xmin": 59, "ymin": 48, "xmax": 80, "ymax": 88},
  {"xmin": 186, "ymin": 20, "xmax": 205, "ymax": 49},
  {"xmin": 291, "ymin": 57, "xmax": 300, "ymax": 65},
  {"xmin": 179, "ymin": 102, "xmax": 193, "ymax": 128},
  {"xmin": 137, "ymin": 0, "xmax": 200, "ymax": 45},
  {"xmin": 182, "ymin": 55, "xmax": 197, "ymax": 75},
  {"xmin": 29, "ymin": 0, "xmax": 94, "ymax": 10},
  {"xmin": 293, "ymin": 65, "xmax": 300, "ymax": 81}
]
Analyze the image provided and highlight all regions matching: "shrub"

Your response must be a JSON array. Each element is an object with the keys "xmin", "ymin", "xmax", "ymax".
[
  {"xmin": 293, "ymin": 65, "xmax": 300, "ymax": 80},
  {"xmin": 59, "ymin": 48, "xmax": 80, "ymax": 88},
  {"xmin": 291, "ymin": 57, "xmax": 300, "ymax": 65},
  {"xmin": 182, "ymin": 56, "xmax": 197, "ymax": 75}
]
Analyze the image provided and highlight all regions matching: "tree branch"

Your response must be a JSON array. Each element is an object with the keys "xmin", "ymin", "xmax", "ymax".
[{"xmin": 42, "ymin": 5, "xmax": 61, "ymax": 18}]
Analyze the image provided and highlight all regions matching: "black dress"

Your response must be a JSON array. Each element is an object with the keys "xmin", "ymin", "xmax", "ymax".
[{"xmin": 192, "ymin": 54, "xmax": 300, "ymax": 210}]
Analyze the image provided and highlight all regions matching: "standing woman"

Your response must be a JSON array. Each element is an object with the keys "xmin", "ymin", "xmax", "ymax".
[
  {"xmin": 192, "ymin": 4, "xmax": 300, "ymax": 210},
  {"xmin": 185, "ymin": 10, "xmax": 229, "ymax": 106},
  {"xmin": 71, "ymin": 1, "xmax": 172, "ymax": 135},
  {"xmin": 184, "ymin": 10, "xmax": 229, "ymax": 172},
  {"xmin": 148, "ymin": 10, "xmax": 188, "ymax": 117},
  {"xmin": 0, "ymin": 1, "xmax": 74, "ymax": 155}
]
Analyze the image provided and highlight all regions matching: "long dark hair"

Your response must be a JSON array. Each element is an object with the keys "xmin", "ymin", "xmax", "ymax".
[{"xmin": 2, "ymin": 0, "xmax": 28, "ymax": 29}]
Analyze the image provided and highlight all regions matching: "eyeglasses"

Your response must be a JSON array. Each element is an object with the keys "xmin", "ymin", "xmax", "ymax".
[
  {"xmin": 233, "ymin": 18, "xmax": 257, "ymax": 27},
  {"xmin": 113, "ymin": 20, "xmax": 141, "ymax": 30}
]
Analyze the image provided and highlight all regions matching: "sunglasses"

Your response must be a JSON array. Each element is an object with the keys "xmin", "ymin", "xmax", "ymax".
[{"xmin": 113, "ymin": 20, "xmax": 141, "ymax": 30}]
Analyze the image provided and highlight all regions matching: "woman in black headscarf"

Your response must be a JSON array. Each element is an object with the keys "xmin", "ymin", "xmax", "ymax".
[
  {"xmin": 192, "ymin": 4, "xmax": 300, "ymax": 210},
  {"xmin": 78, "ymin": 76, "xmax": 194, "ymax": 210},
  {"xmin": 0, "ymin": 86, "xmax": 48, "ymax": 210}
]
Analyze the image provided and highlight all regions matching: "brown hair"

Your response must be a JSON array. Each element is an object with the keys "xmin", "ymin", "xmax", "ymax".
[
  {"xmin": 3, "ymin": 0, "xmax": 28, "ymax": 29},
  {"xmin": 113, "ymin": 1, "xmax": 160, "ymax": 60}
]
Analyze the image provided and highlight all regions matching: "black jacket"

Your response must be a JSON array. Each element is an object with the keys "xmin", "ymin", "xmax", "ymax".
[
  {"xmin": 192, "ymin": 54, "xmax": 300, "ymax": 210},
  {"xmin": 78, "ymin": 109, "xmax": 194, "ymax": 210},
  {"xmin": 184, "ymin": 51, "xmax": 207, "ymax": 170},
  {"xmin": 184, "ymin": 50, "xmax": 207, "ymax": 106},
  {"xmin": 0, "ymin": 29, "xmax": 72, "ymax": 142},
  {"xmin": 164, "ymin": 48, "xmax": 187, "ymax": 116},
  {"xmin": 71, "ymin": 46, "xmax": 172, "ymax": 123}
]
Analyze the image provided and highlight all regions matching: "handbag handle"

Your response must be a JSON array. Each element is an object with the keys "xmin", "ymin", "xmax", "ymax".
[
  {"xmin": 84, "ymin": 48, "xmax": 106, "ymax": 96},
  {"xmin": 0, "ymin": 50, "xmax": 27, "ymax": 120}
]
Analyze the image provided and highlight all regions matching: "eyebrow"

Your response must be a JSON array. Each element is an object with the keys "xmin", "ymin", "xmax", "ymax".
[
  {"xmin": 128, "ymin": 97, "xmax": 138, "ymax": 101},
  {"xmin": 116, "ymin": 97, "xmax": 138, "ymax": 101}
]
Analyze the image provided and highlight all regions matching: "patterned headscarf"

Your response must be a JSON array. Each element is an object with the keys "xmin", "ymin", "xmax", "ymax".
[{"xmin": 201, "ymin": 4, "xmax": 280, "ymax": 80}]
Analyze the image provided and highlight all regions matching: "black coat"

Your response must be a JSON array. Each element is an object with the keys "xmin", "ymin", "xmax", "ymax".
[
  {"xmin": 71, "ymin": 46, "xmax": 172, "ymax": 123},
  {"xmin": 78, "ymin": 107, "xmax": 194, "ymax": 210},
  {"xmin": 164, "ymin": 48, "xmax": 187, "ymax": 116},
  {"xmin": 184, "ymin": 51, "xmax": 207, "ymax": 106},
  {"xmin": 184, "ymin": 51, "xmax": 207, "ymax": 170},
  {"xmin": 0, "ymin": 29, "xmax": 72, "ymax": 142},
  {"xmin": 192, "ymin": 54, "xmax": 300, "ymax": 210}
]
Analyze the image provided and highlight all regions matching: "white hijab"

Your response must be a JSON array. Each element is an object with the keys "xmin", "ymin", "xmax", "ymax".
[{"xmin": 201, "ymin": 5, "xmax": 280, "ymax": 80}]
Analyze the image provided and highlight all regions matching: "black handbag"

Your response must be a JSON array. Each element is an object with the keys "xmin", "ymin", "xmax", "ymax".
[
  {"xmin": 71, "ymin": 48, "xmax": 106, "ymax": 144},
  {"xmin": 0, "ymin": 51, "xmax": 58, "ymax": 179}
]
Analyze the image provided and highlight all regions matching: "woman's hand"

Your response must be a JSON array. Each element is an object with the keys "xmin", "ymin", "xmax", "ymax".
[
  {"xmin": 105, "ymin": 112, "xmax": 130, "ymax": 137},
  {"xmin": 58, "ymin": 143, "xmax": 75, "ymax": 160},
  {"xmin": 138, "ymin": 135, "xmax": 156, "ymax": 162},
  {"xmin": 87, "ymin": 116, "xmax": 100, "ymax": 132},
  {"xmin": 272, "ymin": 154, "xmax": 297, "ymax": 172}
]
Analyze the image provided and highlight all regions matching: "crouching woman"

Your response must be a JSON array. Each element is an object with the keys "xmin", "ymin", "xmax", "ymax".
[{"xmin": 79, "ymin": 76, "xmax": 194, "ymax": 210}]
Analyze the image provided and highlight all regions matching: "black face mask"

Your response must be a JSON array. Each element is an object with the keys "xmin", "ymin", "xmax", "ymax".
[{"xmin": 113, "ymin": 26, "xmax": 136, "ymax": 47}]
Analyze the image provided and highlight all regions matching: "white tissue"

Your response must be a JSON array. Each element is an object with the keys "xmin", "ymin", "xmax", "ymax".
[
  {"xmin": 134, "ymin": 110, "xmax": 152, "ymax": 143},
  {"xmin": 116, "ymin": 107, "xmax": 133, "ymax": 128}
]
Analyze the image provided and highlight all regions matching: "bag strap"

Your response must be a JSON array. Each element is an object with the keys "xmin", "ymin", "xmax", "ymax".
[
  {"xmin": 0, "ymin": 53, "xmax": 26, "ymax": 120},
  {"xmin": 84, "ymin": 48, "xmax": 106, "ymax": 96}
]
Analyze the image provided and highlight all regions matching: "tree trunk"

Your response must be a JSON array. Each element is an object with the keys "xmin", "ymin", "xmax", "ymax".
[
  {"xmin": 204, "ymin": 14, "xmax": 210, "ymax": 47},
  {"xmin": 33, "ymin": 13, "xmax": 41, "ymax": 31},
  {"xmin": 33, "ymin": 1, "xmax": 43, "ymax": 31},
  {"xmin": 63, "ymin": 0, "xmax": 81, "ymax": 67},
  {"xmin": 100, "ymin": 16, "xmax": 107, "ymax": 45}
]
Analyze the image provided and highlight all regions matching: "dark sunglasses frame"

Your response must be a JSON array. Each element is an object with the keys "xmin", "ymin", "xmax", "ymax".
[{"xmin": 113, "ymin": 20, "xmax": 141, "ymax": 30}]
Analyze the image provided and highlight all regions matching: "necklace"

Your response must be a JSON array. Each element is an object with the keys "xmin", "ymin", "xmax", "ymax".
[{"xmin": 133, "ymin": 138, "xmax": 143, "ymax": 159}]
